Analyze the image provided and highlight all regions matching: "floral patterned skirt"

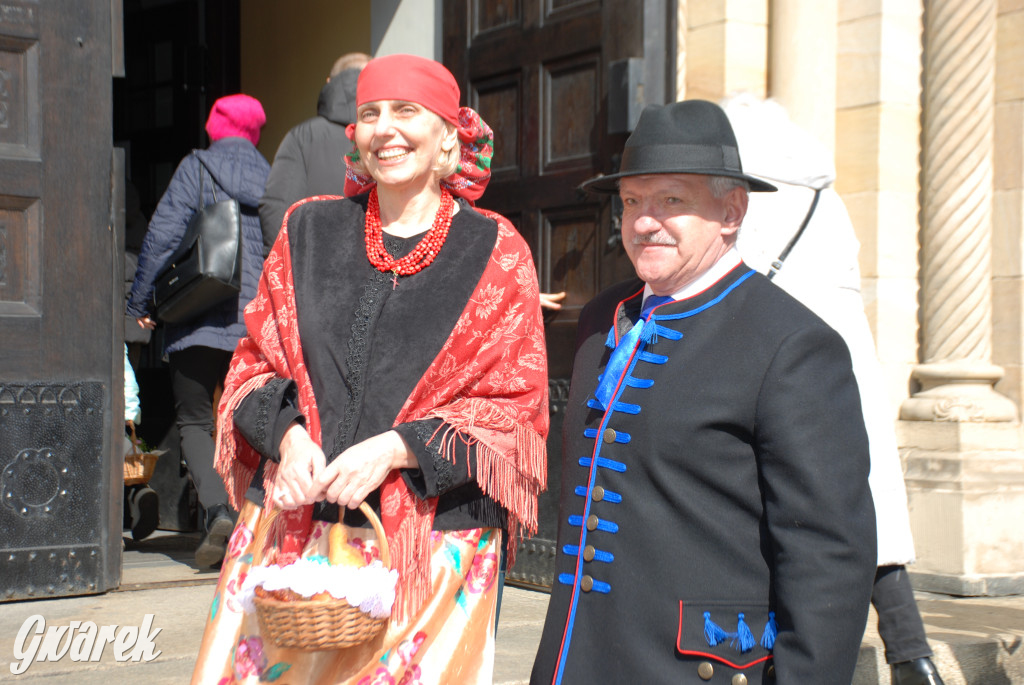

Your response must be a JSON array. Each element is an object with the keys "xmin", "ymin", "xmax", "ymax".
[{"xmin": 191, "ymin": 501, "xmax": 501, "ymax": 684}]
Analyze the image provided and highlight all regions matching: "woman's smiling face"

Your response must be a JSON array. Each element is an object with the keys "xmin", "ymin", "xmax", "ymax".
[{"xmin": 354, "ymin": 100, "xmax": 456, "ymax": 191}]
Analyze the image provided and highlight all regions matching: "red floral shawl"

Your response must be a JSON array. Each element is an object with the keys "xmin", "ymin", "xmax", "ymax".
[{"xmin": 214, "ymin": 196, "xmax": 548, "ymax": 619}]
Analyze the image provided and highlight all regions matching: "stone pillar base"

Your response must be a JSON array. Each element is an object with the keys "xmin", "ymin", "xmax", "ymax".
[
  {"xmin": 906, "ymin": 569, "xmax": 1024, "ymax": 596},
  {"xmin": 897, "ymin": 420, "xmax": 1024, "ymax": 596},
  {"xmin": 900, "ymin": 362, "xmax": 1018, "ymax": 422}
]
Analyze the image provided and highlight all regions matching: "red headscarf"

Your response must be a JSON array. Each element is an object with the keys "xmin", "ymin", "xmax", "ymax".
[
  {"xmin": 343, "ymin": 54, "xmax": 494, "ymax": 203},
  {"xmin": 357, "ymin": 54, "xmax": 460, "ymax": 126}
]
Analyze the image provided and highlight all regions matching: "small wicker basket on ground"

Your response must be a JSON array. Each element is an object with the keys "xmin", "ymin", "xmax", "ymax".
[
  {"xmin": 123, "ymin": 421, "xmax": 159, "ymax": 486},
  {"xmin": 252, "ymin": 501, "xmax": 391, "ymax": 650}
]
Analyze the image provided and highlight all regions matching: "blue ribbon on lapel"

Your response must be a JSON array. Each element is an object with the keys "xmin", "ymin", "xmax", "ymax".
[{"xmin": 594, "ymin": 295, "xmax": 673, "ymax": 409}]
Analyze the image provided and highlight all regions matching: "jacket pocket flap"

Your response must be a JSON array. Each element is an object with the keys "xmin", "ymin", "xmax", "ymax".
[{"xmin": 676, "ymin": 599, "xmax": 775, "ymax": 670}]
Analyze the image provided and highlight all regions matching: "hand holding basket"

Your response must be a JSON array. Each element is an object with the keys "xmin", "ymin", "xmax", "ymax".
[{"xmin": 123, "ymin": 421, "xmax": 159, "ymax": 486}]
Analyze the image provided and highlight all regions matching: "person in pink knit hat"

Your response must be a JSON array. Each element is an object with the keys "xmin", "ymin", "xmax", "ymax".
[
  {"xmin": 127, "ymin": 93, "xmax": 270, "ymax": 569},
  {"xmin": 205, "ymin": 93, "xmax": 266, "ymax": 146}
]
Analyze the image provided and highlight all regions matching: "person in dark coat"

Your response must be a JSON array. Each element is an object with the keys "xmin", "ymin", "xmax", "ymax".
[
  {"xmin": 257, "ymin": 51, "xmax": 370, "ymax": 256},
  {"xmin": 127, "ymin": 93, "xmax": 271, "ymax": 568},
  {"xmin": 530, "ymin": 100, "xmax": 877, "ymax": 684}
]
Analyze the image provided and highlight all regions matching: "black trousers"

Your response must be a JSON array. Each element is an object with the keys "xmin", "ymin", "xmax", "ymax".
[
  {"xmin": 873, "ymin": 564, "xmax": 933, "ymax": 663},
  {"xmin": 169, "ymin": 345, "xmax": 233, "ymax": 517}
]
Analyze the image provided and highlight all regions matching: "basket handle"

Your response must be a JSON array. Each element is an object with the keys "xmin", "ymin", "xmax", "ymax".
[
  {"xmin": 250, "ymin": 501, "xmax": 390, "ymax": 569},
  {"xmin": 125, "ymin": 420, "xmax": 143, "ymax": 458},
  {"xmin": 250, "ymin": 506, "xmax": 280, "ymax": 568},
  {"xmin": 359, "ymin": 501, "xmax": 390, "ymax": 570}
]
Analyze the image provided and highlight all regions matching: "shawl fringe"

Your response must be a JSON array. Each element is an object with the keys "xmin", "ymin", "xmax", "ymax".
[
  {"xmin": 427, "ymin": 399, "xmax": 547, "ymax": 575},
  {"xmin": 215, "ymin": 371, "xmax": 274, "ymax": 511},
  {"xmin": 385, "ymin": 484, "xmax": 437, "ymax": 622}
]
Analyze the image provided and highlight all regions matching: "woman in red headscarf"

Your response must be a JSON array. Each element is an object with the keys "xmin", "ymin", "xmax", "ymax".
[{"xmin": 191, "ymin": 55, "xmax": 548, "ymax": 684}]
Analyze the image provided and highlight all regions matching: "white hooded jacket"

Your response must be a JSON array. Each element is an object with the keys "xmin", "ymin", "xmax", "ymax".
[{"xmin": 726, "ymin": 94, "xmax": 915, "ymax": 566}]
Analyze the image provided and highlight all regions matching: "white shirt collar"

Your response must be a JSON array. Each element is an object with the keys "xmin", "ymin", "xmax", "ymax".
[{"xmin": 643, "ymin": 247, "xmax": 743, "ymax": 305}]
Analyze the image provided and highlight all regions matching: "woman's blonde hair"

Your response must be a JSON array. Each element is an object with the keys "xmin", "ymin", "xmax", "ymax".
[
  {"xmin": 350, "ymin": 115, "xmax": 460, "ymax": 183},
  {"xmin": 435, "ymin": 121, "xmax": 460, "ymax": 179}
]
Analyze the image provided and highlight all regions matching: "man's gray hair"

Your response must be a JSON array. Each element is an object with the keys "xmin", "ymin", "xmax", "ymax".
[
  {"xmin": 330, "ymin": 52, "xmax": 370, "ymax": 79},
  {"xmin": 707, "ymin": 175, "xmax": 750, "ymax": 198}
]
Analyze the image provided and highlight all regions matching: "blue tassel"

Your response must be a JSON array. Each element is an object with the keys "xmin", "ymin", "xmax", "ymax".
[
  {"xmin": 639, "ymin": 319, "xmax": 658, "ymax": 345},
  {"xmin": 732, "ymin": 613, "xmax": 756, "ymax": 653},
  {"xmin": 760, "ymin": 611, "xmax": 777, "ymax": 650},
  {"xmin": 703, "ymin": 611, "xmax": 728, "ymax": 647},
  {"xmin": 604, "ymin": 326, "xmax": 617, "ymax": 349}
]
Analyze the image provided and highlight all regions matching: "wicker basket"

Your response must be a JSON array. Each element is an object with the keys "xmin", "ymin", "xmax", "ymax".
[
  {"xmin": 252, "ymin": 501, "xmax": 391, "ymax": 651},
  {"xmin": 123, "ymin": 421, "xmax": 159, "ymax": 486}
]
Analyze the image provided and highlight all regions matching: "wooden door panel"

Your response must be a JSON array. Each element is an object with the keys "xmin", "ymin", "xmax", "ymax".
[
  {"xmin": 475, "ymin": 73, "xmax": 521, "ymax": 176},
  {"xmin": 0, "ymin": 36, "xmax": 40, "ymax": 156},
  {"xmin": 472, "ymin": 0, "xmax": 520, "ymax": 33},
  {"xmin": 543, "ymin": 54, "xmax": 600, "ymax": 170},
  {"xmin": 0, "ymin": 196, "xmax": 40, "ymax": 318},
  {"xmin": 0, "ymin": 30, "xmax": 40, "ymax": 320},
  {"xmin": 550, "ymin": 0, "xmax": 594, "ymax": 12},
  {"xmin": 446, "ymin": 0, "xmax": 643, "ymax": 588}
]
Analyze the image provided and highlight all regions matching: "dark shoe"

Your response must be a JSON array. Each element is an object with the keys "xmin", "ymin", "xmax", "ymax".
[
  {"xmin": 128, "ymin": 486, "xmax": 159, "ymax": 541},
  {"xmin": 891, "ymin": 657, "xmax": 945, "ymax": 685},
  {"xmin": 195, "ymin": 504, "xmax": 234, "ymax": 568}
]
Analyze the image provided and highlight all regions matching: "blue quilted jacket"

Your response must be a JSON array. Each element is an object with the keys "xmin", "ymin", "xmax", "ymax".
[{"xmin": 127, "ymin": 137, "xmax": 270, "ymax": 354}]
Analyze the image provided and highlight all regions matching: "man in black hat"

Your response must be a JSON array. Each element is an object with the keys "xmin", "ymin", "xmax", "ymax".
[{"xmin": 530, "ymin": 100, "xmax": 877, "ymax": 684}]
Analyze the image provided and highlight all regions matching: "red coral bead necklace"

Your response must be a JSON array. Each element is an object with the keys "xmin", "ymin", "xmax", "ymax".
[{"xmin": 364, "ymin": 187, "xmax": 454, "ymax": 288}]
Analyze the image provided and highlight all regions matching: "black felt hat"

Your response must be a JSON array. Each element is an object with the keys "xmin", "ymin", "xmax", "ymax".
[{"xmin": 581, "ymin": 99, "xmax": 777, "ymax": 193}]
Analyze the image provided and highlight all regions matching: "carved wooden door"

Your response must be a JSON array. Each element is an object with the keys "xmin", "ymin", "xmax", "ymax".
[
  {"xmin": 0, "ymin": 1, "xmax": 120, "ymax": 600},
  {"xmin": 444, "ymin": 0, "xmax": 656, "ymax": 588}
]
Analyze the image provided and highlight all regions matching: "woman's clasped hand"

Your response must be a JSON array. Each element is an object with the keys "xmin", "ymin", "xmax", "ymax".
[{"xmin": 272, "ymin": 423, "xmax": 417, "ymax": 511}]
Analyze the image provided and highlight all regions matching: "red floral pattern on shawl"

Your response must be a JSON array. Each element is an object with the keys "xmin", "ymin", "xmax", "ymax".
[{"xmin": 214, "ymin": 197, "xmax": 548, "ymax": 620}]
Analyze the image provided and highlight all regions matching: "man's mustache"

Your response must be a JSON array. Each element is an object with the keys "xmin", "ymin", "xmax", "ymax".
[{"xmin": 631, "ymin": 233, "xmax": 678, "ymax": 246}]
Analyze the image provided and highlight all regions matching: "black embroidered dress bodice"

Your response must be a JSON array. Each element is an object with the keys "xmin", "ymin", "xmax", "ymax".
[{"xmin": 233, "ymin": 193, "xmax": 506, "ymax": 530}]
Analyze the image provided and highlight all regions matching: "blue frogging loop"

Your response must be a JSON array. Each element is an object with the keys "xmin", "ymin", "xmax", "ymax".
[
  {"xmin": 574, "ymin": 485, "xmax": 622, "ymax": 503},
  {"xmin": 636, "ymin": 350, "xmax": 668, "ymax": 365},
  {"xmin": 584, "ymin": 427, "xmax": 630, "ymax": 444},
  {"xmin": 557, "ymin": 573, "xmax": 611, "ymax": 593},
  {"xmin": 578, "ymin": 456, "xmax": 626, "ymax": 472},
  {"xmin": 588, "ymin": 398, "xmax": 641, "ymax": 413},
  {"xmin": 562, "ymin": 545, "xmax": 615, "ymax": 563},
  {"xmin": 567, "ymin": 515, "xmax": 618, "ymax": 534}
]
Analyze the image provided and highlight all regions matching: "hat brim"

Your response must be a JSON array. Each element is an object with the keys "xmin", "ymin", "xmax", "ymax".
[{"xmin": 580, "ymin": 168, "xmax": 777, "ymax": 194}]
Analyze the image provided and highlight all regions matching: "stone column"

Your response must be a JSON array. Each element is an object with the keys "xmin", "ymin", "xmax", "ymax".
[
  {"xmin": 898, "ymin": 0, "xmax": 1024, "ymax": 596},
  {"xmin": 900, "ymin": 0, "xmax": 1016, "ymax": 423},
  {"xmin": 676, "ymin": 0, "xmax": 687, "ymax": 99},
  {"xmin": 769, "ymin": 0, "xmax": 837, "ymax": 152}
]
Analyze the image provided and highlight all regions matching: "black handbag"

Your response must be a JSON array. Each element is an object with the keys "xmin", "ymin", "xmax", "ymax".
[{"xmin": 152, "ymin": 154, "xmax": 243, "ymax": 324}]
